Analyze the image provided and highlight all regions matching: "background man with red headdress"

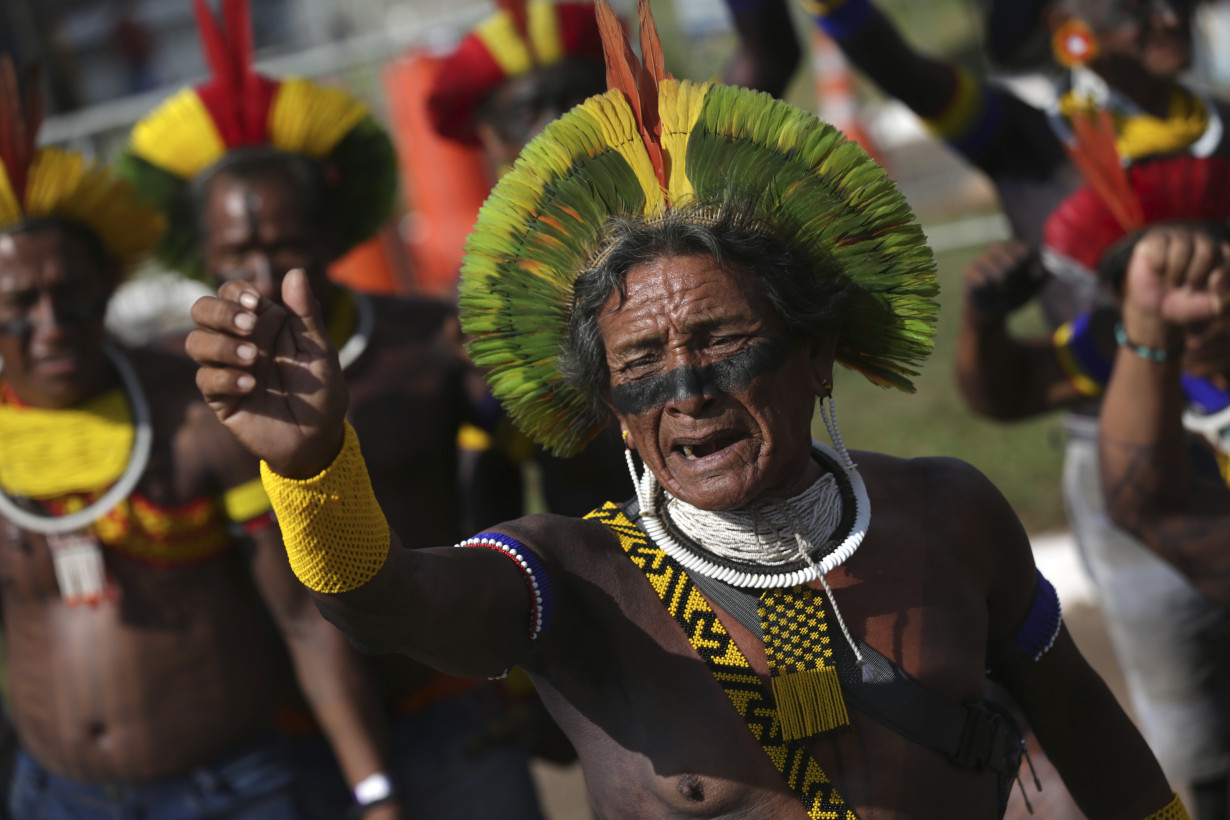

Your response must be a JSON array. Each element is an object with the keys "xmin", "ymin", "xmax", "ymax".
[{"xmin": 806, "ymin": 1, "xmax": 1230, "ymax": 808}]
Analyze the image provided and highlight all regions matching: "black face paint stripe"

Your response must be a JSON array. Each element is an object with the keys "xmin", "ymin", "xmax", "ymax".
[{"xmin": 610, "ymin": 337, "xmax": 795, "ymax": 416}]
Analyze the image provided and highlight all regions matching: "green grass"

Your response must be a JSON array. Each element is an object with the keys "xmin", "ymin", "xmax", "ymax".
[{"xmin": 817, "ymin": 246, "xmax": 1069, "ymax": 534}]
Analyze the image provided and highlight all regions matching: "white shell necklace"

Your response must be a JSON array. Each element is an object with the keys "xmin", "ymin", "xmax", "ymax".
[
  {"xmin": 337, "ymin": 291, "xmax": 375, "ymax": 372},
  {"xmin": 626, "ymin": 395, "xmax": 870, "ymax": 590}
]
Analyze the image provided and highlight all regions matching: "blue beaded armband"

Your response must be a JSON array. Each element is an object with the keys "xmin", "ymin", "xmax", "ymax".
[
  {"xmin": 1115, "ymin": 322, "xmax": 1183, "ymax": 363},
  {"xmin": 456, "ymin": 532, "xmax": 555, "ymax": 640},
  {"xmin": 1013, "ymin": 570, "xmax": 1062, "ymax": 661}
]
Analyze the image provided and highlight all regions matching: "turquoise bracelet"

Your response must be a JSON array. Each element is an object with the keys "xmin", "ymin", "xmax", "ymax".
[{"xmin": 1114, "ymin": 322, "xmax": 1183, "ymax": 363}]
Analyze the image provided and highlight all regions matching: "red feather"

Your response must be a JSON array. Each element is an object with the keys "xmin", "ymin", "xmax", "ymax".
[
  {"xmin": 595, "ymin": 0, "xmax": 666, "ymax": 188},
  {"xmin": 192, "ymin": 0, "xmax": 274, "ymax": 148},
  {"xmin": 194, "ymin": 0, "xmax": 235, "ymax": 94},
  {"xmin": 0, "ymin": 59, "xmax": 41, "ymax": 206},
  {"xmin": 1045, "ymin": 153, "xmax": 1230, "ymax": 275},
  {"xmin": 637, "ymin": 0, "xmax": 665, "ymax": 139}
]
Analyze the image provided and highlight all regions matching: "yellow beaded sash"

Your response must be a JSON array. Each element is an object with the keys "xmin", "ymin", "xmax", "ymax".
[{"xmin": 586, "ymin": 502, "xmax": 858, "ymax": 820}]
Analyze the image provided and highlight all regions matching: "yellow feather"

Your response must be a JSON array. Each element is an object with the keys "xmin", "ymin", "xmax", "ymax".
[
  {"xmin": 0, "ymin": 161, "xmax": 21, "ymax": 230},
  {"xmin": 578, "ymin": 90, "xmax": 665, "ymax": 217},
  {"xmin": 129, "ymin": 88, "xmax": 226, "ymax": 179},
  {"xmin": 659, "ymin": 78, "xmax": 710, "ymax": 203},
  {"xmin": 269, "ymin": 78, "xmax": 368, "ymax": 160},
  {"xmin": 23, "ymin": 148, "xmax": 165, "ymax": 271}
]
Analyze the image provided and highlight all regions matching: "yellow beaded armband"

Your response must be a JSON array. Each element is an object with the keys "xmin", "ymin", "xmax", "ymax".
[
  {"xmin": 260, "ymin": 422, "xmax": 390, "ymax": 593},
  {"xmin": 1145, "ymin": 794, "xmax": 1191, "ymax": 820}
]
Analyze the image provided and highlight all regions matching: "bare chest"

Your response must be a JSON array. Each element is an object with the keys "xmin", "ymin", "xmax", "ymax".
[{"xmin": 533, "ymin": 523, "xmax": 997, "ymax": 818}]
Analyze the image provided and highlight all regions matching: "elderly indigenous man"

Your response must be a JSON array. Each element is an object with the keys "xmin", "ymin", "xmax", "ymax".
[
  {"xmin": 0, "ymin": 63, "xmax": 394, "ymax": 820},
  {"xmin": 811, "ymin": 0, "xmax": 1230, "ymax": 801},
  {"xmin": 187, "ymin": 3, "xmax": 1187, "ymax": 817},
  {"xmin": 117, "ymin": 2, "xmax": 545, "ymax": 817}
]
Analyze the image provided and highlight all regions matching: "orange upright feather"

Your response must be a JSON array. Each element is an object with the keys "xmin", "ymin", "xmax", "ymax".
[
  {"xmin": 1064, "ymin": 107, "xmax": 1144, "ymax": 232},
  {"xmin": 595, "ymin": 0, "xmax": 666, "ymax": 187}
]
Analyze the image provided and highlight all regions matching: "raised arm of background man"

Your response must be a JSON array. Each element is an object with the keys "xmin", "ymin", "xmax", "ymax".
[
  {"xmin": 804, "ymin": 0, "xmax": 1057, "ymax": 175},
  {"xmin": 722, "ymin": 0, "xmax": 803, "ymax": 97},
  {"xmin": 1099, "ymin": 227, "xmax": 1230, "ymax": 604},
  {"xmin": 955, "ymin": 239, "xmax": 1104, "ymax": 419}
]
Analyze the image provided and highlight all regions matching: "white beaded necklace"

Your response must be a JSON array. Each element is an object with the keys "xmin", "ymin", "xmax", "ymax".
[{"xmin": 337, "ymin": 291, "xmax": 375, "ymax": 372}]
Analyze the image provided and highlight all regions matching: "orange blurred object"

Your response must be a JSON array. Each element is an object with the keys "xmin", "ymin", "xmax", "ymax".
[
  {"xmin": 329, "ymin": 225, "xmax": 413, "ymax": 295},
  {"xmin": 383, "ymin": 51, "xmax": 491, "ymax": 297}
]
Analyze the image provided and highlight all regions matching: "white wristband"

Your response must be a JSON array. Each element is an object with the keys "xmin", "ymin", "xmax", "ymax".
[{"xmin": 353, "ymin": 772, "xmax": 393, "ymax": 806}]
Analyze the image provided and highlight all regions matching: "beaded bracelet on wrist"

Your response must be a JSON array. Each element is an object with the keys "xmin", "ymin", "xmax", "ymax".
[{"xmin": 1115, "ymin": 321, "xmax": 1184, "ymax": 363}]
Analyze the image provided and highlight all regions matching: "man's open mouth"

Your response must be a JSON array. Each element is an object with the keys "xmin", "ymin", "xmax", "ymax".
[{"xmin": 676, "ymin": 430, "xmax": 746, "ymax": 460}]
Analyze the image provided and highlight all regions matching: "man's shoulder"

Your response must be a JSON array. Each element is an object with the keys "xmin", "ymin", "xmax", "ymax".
[
  {"xmin": 857, "ymin": 451, "xmax": 1010, "ymax": 529},
  {"xmin": 856, "ymin": 450, "xmax": 990, "ymax": 492},
  {"xmin": 484, "ymin": 510, "xmax": 625, "ymax": 568}
]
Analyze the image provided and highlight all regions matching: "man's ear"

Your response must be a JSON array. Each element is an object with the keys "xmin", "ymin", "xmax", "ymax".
[{"xmin": 807, "ymin": 337, "xmax": 837, "ymax": 398}]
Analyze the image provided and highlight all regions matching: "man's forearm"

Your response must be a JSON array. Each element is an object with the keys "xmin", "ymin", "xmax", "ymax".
[
  {"xmin": 284, "ymin": 624, "xmax": 391, "ymax": 791},
  {"xmin": 1098, "ymin": 318, "xmax": 1230, "ymax": 602},
  {"xmin": 1099, "ymin": 346, "xmax": 1190, "ymax": 523},
  {"xmin": 955, "ymin": 309, "xmax": 1062, "ymax": 419}
]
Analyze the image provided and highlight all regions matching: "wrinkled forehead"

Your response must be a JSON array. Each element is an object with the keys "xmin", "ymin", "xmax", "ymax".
[
  {"xmin": 200, "ymin": 172, "xmax": 322, "ymax": 246},
  {"xmin": 596, "ymin": 254, "xmax": 783, "ymax": 343},
  {"xmin": 0, "ymin": 223, "xmax": 110, "ymax": 290}
]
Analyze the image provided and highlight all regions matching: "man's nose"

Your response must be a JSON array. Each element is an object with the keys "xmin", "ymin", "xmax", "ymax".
[
  {"xmin": 29, "ymin": 294, "xmax": 67, "ymax": 336},
  {"xmin": 663, "ymin": 364, "xmax": 719, "ymax": 417}
]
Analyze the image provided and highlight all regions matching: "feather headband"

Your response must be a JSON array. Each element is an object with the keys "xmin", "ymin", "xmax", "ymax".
[{"xmin": 0, "ymin": 59, "xmax": 163, "ymax": 275}]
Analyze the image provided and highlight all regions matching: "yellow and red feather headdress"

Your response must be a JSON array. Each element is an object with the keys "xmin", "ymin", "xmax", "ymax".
[
  {"xmin": 0, "ymin": 60, "xmax": 163, "ymax": 274},
  {"xmin": 427, "ymin": 0, "xmax": 606, "ymax": 145},
  {"xmin": 118, "ymin": 0, "xmax": 396, "ymax": 279}
]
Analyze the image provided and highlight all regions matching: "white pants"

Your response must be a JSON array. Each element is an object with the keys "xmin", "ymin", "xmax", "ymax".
[{"xmin": 1063, "ymin": 418, "xmax": 1230, "ymax": 783}]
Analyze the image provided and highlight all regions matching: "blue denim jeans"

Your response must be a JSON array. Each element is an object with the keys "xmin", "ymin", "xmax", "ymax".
[
  {"xmin": 285, "ymin": 684, "xmax": 545, "ymax": 820},
  {"xmin": 8, "ymin": 738, "xmax": 303, "ymax": 820}
]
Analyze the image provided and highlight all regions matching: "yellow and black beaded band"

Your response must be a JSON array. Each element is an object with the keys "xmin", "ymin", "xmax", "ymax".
[
  {"xmin": 1145, "ymin": 793, "xmax": 1190, "ymax": 820},
  {"xmin": 260, "ymin": 422, "xmax": 390, "ymax": 593}
]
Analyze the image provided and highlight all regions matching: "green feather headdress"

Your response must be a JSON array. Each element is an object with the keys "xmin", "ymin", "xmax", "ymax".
[{"xmin": 459, "ymin": 0, "xmax": 938, "ymax": 457}]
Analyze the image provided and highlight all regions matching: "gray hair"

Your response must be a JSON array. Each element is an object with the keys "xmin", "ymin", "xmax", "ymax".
[{"xmin": 559, "ymin": 203, "xmax": 852, "ymax": 417}]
